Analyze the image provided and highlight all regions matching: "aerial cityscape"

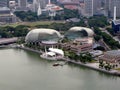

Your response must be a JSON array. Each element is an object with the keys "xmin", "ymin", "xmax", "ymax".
[{"xmin": 0, "ymin": 0, "xmax": 120, "ymax": 90}]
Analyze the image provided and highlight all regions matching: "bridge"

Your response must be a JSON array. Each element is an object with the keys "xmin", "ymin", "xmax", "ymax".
[{"xmin": 0, "ymin": 37, "xmax": 18, "ymax": 45}]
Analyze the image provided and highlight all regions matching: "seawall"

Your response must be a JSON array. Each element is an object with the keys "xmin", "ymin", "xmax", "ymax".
[
  {"xmin": 18, "ymin": 46, "xmax": 120, "ymax": 77},
  {"xmin": 18, "ymin": 46, "xmax": 43, "ymax": 54}
]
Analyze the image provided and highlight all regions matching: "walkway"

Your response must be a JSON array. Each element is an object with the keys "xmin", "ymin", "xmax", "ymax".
[
  {"xmin": 62, "ymin": 58, "xmax": 120, "ymax": 76},
  {"xmin": 0, "ymin": 37, "xmax": 18, "ymax": 45}
]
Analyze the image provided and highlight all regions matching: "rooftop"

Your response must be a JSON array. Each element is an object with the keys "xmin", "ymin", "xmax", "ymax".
[
  {"xmin": 41, "ymin": 41, "xmax": 58, "ymax": 45},
  {"xmin": 0, "ymin": 7, "xmax": 10, "ymax": 11},
  {"xmin": 112, "ymin": 19, "xmax": 120, "ymax": 25},
  {"xmin": 106, "ymin": 50, "xmax": 120, "ymax": 57}
]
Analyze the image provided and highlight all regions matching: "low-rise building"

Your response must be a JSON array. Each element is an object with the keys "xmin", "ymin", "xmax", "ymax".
[
  {"xmin": 61, "ymin": 38, "xmax": 93, "ymax": 53},
  {"xmin": 112, "ymin": 19, "xmax": 120, "ymax": 34},
  {"xmin": 99, "ymin": 50, "xmax": 120, "ymax": 65},
  {"xmin": 58, "ymin": 0, "xmax": 80, "ymax": 10},
  {"xmin": 90, "ymin": 50, "xmax": 103, "ymax": 57}
]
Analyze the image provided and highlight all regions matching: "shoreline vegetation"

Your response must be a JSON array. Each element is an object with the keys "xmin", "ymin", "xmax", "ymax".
[{"xmin": 17, "ymin": 45, "xmax": 120, "ymax": 77}]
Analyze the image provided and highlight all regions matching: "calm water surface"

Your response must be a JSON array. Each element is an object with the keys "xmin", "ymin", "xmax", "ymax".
[{"xmin": 0, "ymin": 48, "xmax": 120, "ymax": 90}]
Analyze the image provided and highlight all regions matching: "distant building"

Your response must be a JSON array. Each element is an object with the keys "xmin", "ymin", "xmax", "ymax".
[
  {"xmin": 16, "ymin": 0, "xmax": 29, "ymax": 11},
  {"xmin": 99, "ymin": 50, "xmax": 120, "ymax": 64},
  {"xmin": 0, "ymin": 0, "xmax": 8, "ymax": 7},
  {"xmin": 112, "ymin": 6, "xmax": 120, "ymax": 34},
  {"xmin": 32, "ymin": 0, "xmax": 39, "ymax": 12},
  {"xmin": 105, "ymin": 0, "xmax": 120, "ymax": 18},
  {"xmin": 18, "ymin": 0, "xmax": 27, "ymax": 8},
  {"xmin": 32, "ymin": 0, "xmax": 47, "ymax": 12},
  {"xmin": 61, "ymin": 38, "xmax": 94, "ymax": 53},
  {"xmin": 62, "ymin": 26, "xmax": 94, "ymax": 53},
  {"xmin": 89, "ymin": 50, "xmax": 103, "ymax": 57},
  {"xmin": 112, "ymin": 19, "xmax": 120, "ymax": 34},
  {"xmin": 39, "ymin": 0, "xmax": 47, "ymax": 9},
  {"xmin": 62, "ymin": 2, "xmax": 79, "ymax": 10},
  {"xmin": 37, "ymin": 3, "xmax": 42, "ymax": 16},
  {"xmin": 58, "ymin": 0, "xmax": 79, "ymax": 10},
  {"xmin": 84, "ymin": 0, "xmax": 93, "ymax": 17},
  {"xmin": 0, "ymin": 7, "xmax": 14, "ymax": 23},
  {"xmin": 9, "ymin": 0, "xmax": 16, "ymax": 9},
  {"xmin": 65, "ymin": 26, "xmax": 94, "ymax": 40},
  {"xmin": 43, "ymin": 0, "xmax": 63, "ymax": 17},
  {"xmin": 0, "ymin": 7, "xmax": 10, "ymax": 14},
  {"xmin": 25, "ymin": 28, "xmax": 62, "ymax": 43},
  {"xmin": 83, "ymin": 0, "xmax": 103, "ymax": 17}
]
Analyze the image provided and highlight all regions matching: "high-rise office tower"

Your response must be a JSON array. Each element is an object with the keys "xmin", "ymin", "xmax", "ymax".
[
  {"xmin": 84, "ymin": 0, "xmax": 103, "ymax": 17},
  {"xmin": 0, "ymin": 0, "xmax": 8, "ymax": 7},
  {"xmin": 39, "ymin": 0, "xmax": 47, "ymax": 9},
  {"xmin": 84, "ymin": 0, "xmax": 93, "ymax": 17},
  {"xmin": 37, "ymin": 3, "xmax": 42, "ymax": 16},
  {"xmin": 93, "ymin": 0, "xmax": 101, "ymax": 14},
  {"xmin": 33, "ymin": 0, "xmax": 47, "ymax": 12},
  {"xmin": 33, "ymin": 0, "xmax": 39, "ymax": 12},
  {"xmin": 18, "ymin": 0, "xmax": 27, "ymax": 8},
  {"xmin": 107, "ymin": 0, "xmax": 120, "ymax": 18}
]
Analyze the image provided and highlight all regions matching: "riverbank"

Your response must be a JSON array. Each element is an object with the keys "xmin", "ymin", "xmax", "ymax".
[
  {"xmin": 17, "ymin": 46, "xmax": 120, "ymax": 77},
  {"xmin": 62, "ymin": 58, "xmax": 120, "ymax": 76},
  {"xmin": 18, "ymin": 46, "xmax": 43, "ymax": 54}
]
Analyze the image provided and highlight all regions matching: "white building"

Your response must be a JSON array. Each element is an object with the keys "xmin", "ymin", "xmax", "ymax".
[
  {"xmin": 37, "ymin": 3, "xmax": 42, "ymax": 16},
  {"xmin": 32, "ymin": 0, "xmax": 39, "ymax": 12},
  {"xmin": 32, "ymin": 0, "xmax": 47, "ymax": 12}
]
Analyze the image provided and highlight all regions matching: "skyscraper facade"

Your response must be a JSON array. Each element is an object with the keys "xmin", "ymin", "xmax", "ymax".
[
  {"xmin": 84, "ymin": 0, "xmax": 104, "ymax": 17},
  {"xmin": 33, "ymin": 0, "xmax": 47, "ymax": 12},
  {"xmin": 38, "ymin": 0, "xmax": 47, "ymax": 9},
  {"xmin": 0, "ymin": 0, "xmax": 8, "ymax": 7},
  {"xmin": 93, "ymin": 0, "xmax": 101, "ymax": 14},
  {"xmin": 33, "ymin": 0, "xmax": 39, "ymax": 12},
  {"xmin": 108, "ymin": 0, "xmax": 120, "ymax": 17},
  {"xmin": 18, "ymin": 0, "xmax": 27, "ymax": 8},
  {"xmin": 84, "ymin": 0, "xmax": 93, "ymax": 17}
]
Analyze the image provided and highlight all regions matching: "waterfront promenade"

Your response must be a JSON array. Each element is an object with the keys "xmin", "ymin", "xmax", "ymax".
[
  {"xmin": 0, "ymin": 37, "xmax": 18, "ymax": 45},
  {"xmin": 18, "ymin": 45, "xmax": 120, "ymax": 76},
  {"xmin": 62, "ymin": 58, "xmax": 120, "ymax": 76},
  {"xmin": 5, "ymin": 45, "xmax": 120, "ymax": 77}
]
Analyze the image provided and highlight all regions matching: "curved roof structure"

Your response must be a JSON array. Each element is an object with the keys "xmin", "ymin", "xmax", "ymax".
[
  {"xmin": 25, "ymin": 28, "xmax": 62, "ymax": 43},
  {"xmin": 49, "ymin": 48, "xmax": 64, "ymax": 56},
  {"xmin": 69, "ymin": 27, "xmax": 94, "ymax": 37},
  {"xmin": 65, "ymin": 26, "xmax": 94, "ymax": 40}
]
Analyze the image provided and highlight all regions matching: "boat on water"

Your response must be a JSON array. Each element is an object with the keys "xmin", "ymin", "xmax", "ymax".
[{"xmin": 53, "ymin": 63, "xmax": 60, "ymax": 66}]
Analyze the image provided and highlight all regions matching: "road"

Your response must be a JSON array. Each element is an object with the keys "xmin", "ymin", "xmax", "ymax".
[{"xmin": 100, "ymin": 27, "xmax": 120, "ymax": 44}]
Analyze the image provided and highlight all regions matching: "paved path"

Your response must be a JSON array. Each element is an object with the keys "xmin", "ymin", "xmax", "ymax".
[{"xmin": 62, "ymin": 58, "xmax": 120, "ymax": 76}]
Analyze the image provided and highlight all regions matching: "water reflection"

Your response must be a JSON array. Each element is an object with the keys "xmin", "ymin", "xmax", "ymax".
[{"xmin": 0, "ymin": 48, "xmax": 120, "ymax": 90}]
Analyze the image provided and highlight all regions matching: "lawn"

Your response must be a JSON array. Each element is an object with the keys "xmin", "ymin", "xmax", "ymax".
[
  {"xmin": 115, "ymin": 68, "xmax": 120, "ymax": 71},
  {"xmin": 3, "ymin": 20, "xmax": 65, "ymax": 27}
]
